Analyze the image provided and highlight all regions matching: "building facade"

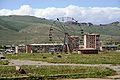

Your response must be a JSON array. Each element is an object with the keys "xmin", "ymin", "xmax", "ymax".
[
  {"xmin": 78, "ymin": 33, "xmax": 100, "ymax": 54},
  {"xmin": 26, "ymin": 43, "xmax": 63, "ymax": 53},
  {"xmin": 68, "ymin": 36, "xmax": 80, "ymax": 51},
  {"xmin": 83, "ymin": 33, "xmax": 100, "ymax": 50}
]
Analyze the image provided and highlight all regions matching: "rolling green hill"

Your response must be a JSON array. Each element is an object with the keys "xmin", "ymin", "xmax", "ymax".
[{"xmin": 0, "ymin": 15, "xmax": 120, "ymax": 45}]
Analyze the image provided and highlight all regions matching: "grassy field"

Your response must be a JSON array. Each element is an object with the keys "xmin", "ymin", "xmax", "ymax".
[
  {"xmin": 0, "ymin": 65, "xmax": 115, "ymax": 79},
  {"xmin": 0, "ymin": 60, "xmax": 9, "ymax": 65},
  {"xmin": 4, "ymin": 51, "xmax": 120, "ymax": 64}
]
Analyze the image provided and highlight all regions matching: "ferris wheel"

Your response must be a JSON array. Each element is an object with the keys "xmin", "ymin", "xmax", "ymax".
[
  {"xmin": 48, "ymin": 17, "xmax": 84, "ymax": 53},
  {"xmin": 57, "ymin": 17, "xmax": 78, "ymax": 23}
]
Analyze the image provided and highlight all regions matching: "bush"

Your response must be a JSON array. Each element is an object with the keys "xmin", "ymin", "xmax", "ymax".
[
  {"xmin": 43, "ymin": 56, "xmax": 47, "ymax": 59},
  {"xmin": 51, "ymin": 52, "xmax": 54, "ymax": 55},
  {"xmin": 57, "ymin": 55, "xmax": 62, "ymax": 58}
]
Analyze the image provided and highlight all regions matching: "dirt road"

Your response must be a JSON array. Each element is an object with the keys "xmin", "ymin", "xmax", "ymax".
[{"xmin": 8, "ymin": 59, "xmax": 120, "ymax": 80}]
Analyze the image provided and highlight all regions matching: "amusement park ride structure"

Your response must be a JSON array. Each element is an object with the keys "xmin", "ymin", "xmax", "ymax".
[{"xmin": 49, "ymin": 17, "xmax": 84, "ymax": 53}]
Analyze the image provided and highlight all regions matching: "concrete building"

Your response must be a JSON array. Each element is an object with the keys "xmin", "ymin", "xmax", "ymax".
[
  {"xmin": 83, "ymin": 33, "xmax": 100, "ymax": 50},
  {"xmin": 102, "ymin": 45, "xmax": 118, "ymax": 51},
  {"xmin": 68, "ymin": 36, "xmax": 80, "ymax": 51},
  {"xmin": 79, "ymin": 33, "xmax": 100, "ymax": 54},
  {"xmin": 15, "ymin": 44, "xmax": 26, "ymax": 53},
  {"xmin": 26, "ymin": 43, "xmax": 63, "ymax": 53}
]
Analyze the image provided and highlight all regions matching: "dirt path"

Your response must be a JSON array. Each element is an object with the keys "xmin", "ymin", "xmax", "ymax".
[
  {"xmin": 8, "ymin": 59, "xmax": 120, "ymax": 80},
  {"xmin": 8, "ymin": 59, "xmax": 120, "ymax": 73}
]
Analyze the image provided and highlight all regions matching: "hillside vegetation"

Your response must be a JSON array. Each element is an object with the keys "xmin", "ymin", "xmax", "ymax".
[{"xmin": 0, "ymin": 15, "xmax": 120, "ymax": 45}]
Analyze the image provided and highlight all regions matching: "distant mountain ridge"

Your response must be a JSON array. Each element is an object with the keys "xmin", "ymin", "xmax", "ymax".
[{"xmin": 0, "ymin": 15, "xmax": 120, "ymax": 45}]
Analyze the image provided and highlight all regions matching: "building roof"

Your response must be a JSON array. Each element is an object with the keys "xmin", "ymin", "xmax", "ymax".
[
  {"xmin": 103, "ymin": 45, "xmax": 118, "ymax": 47},
  {"xmin": 84, "ymin": 33, "xmax": 100, "ymax": 36},
  {"xmin": 29, "ymin": 43, "xmax": 64, "ymax": 46}
]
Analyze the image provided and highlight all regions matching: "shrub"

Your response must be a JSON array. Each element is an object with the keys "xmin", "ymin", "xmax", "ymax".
[
  {"xmin": 57, "ymin": 55, "xmax": 62, "ymax": 58},
  {"xmin": 43, "ymin": 56, "xmax": 47, "ymax": 59}
]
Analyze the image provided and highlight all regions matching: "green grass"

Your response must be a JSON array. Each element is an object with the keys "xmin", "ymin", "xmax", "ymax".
[
  {"xmin": 0, "ymin": 65, "xmax": 116, "ymax": 79},
  {"xmin": 0, "ymin": 60, "xmax": 9, "ymax": 65},
  {"xmin": 4, "ymin": 52, "xmax": 120, "ymax": 64}
]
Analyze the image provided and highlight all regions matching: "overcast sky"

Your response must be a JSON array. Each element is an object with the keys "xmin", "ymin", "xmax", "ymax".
[{"xmin": 0, "ymin": 0, "xmax": 120, "ymax": 24}]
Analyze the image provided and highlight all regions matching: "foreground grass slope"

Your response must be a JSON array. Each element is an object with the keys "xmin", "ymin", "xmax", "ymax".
[
  {"xmin": 0, "ymin": 65, "xmax": 115, "ymax": 79},
  {"xmin": 4, "ymin": 52, "xmax": 120, "ymax": 64}
]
